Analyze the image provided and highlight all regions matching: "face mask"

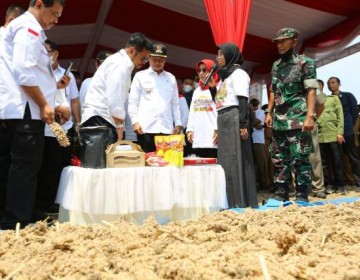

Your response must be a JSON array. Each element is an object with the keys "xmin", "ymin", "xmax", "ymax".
[
  {"xmin": 279, "ymin": 46, "xmax": 295, "ymax": 60},
  {"xmin": 194, "ymin": 82, "xmax": 199, "ymax": 89},
  {"xmin": 182, "ymin": 84, "xmax": 193, "ymax": 93}
]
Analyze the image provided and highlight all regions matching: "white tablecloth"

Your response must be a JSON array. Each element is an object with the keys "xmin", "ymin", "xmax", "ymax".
[{"xmin": 56, "ymin": 165, "xmax": 228, "ymax": 225}]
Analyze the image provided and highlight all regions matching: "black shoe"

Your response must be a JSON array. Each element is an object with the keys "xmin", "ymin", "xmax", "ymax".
[
  {"xmin": 273, "ymin": 194, "xmax": 289, "ymax": 202},
  {"xmin": 295, "ymin": 196, "xmax": 309, "ymax": 203},
  {"xmin": 288, "ymin": 190, "xmax": 296, "ymax": 198},
  {"xmin": 325, "ymin": 185, "xmax": 335, "ymax": 194},
  {"xmin": 312, "ymin": 190, "xmax": 327, "ymax": 199},
  {"xmin": 337, "ymin": 186, "xmax": 348, "ymax": 195}
]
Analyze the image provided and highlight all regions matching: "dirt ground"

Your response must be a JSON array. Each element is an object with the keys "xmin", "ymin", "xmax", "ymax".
[{"xmin": 1, "ymin": 190, "xmax": 360, "ymax": 280}]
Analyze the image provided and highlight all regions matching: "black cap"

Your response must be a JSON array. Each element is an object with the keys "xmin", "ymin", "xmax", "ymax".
[
  {"xmin": 151, "ymin": 43, "xmax": 167, "ymax": 57},
  {"xmin": 96, "ymin": 50, "xmax": 113, "ymax": 62}
]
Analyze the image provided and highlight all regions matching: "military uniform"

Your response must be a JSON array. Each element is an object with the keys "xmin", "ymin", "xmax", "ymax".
[{"xmin": 269, "ymin": 28, "xmax": 318, "ymax": 201}]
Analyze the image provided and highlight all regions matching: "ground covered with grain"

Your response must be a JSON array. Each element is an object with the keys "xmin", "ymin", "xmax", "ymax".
[{"xmin": 1, "ymin": 201, "xmax": 360, "ymax": 280}]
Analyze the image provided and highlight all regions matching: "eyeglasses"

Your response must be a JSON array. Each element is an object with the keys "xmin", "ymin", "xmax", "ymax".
[
  {"xmin": 197, "ymin": 68, "xmax": 207, "ymax": 73},
  {"xmin": 141, "ymin": 57, "xmax": 149, "ymax": 64},
  {"xmin": 135, "ymin": 51, "xmax": 149, "ymax": 64}
]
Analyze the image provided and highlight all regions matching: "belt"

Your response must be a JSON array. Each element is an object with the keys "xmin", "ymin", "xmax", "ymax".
[{"xmin": 217, "ymin": 106, "xmax": 238, "ymax": 115}]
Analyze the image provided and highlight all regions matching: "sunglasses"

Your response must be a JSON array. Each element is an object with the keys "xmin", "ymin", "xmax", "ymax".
[{"xmin": 197, "ymin": 67, "xmax": 207, "ymax": 73}]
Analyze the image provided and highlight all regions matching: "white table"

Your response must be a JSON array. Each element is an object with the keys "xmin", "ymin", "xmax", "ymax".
[{"xmin": 56, "ymin": 165, "xmax": 228, "ymax": 225}]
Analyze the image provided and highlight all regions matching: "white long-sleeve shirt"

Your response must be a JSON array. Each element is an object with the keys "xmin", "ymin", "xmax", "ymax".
[
  {"xmin": 53, "ymin": 65, "xmax": 78, "ymax": 130},
  {"xmin": 79, "ymin": 77, "xmax": 92, "ymax": 112},
  {"xmin": 128, "ymin": 67, "xmax": 181, "ymax": 134},
  {"xmin": 252, "ymin": 108, "xmax": 265, "ymax": 144},
  {"xmin": 187, "ymin": 87, "xmax": 218, "ymax": 148},
  {"xmin": 44, "ymin": 65, "xmax": 79, "ymax": 137},
  {"xmin": 81, "ymin": 49, "xmax": 134, "ymax": 127},
  {"xmin": 0, "ymin": 11, "xmax": 56, "ymax": 120},
  {"xmin": 179, "ymin": 95, "xmax": 189, "ymax": 129}
]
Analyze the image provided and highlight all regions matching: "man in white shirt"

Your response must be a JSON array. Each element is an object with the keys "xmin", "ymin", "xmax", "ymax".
[
  {"xmin": 36, "ymin": 39, "xmax": 80, "ymax": 214},
  {"xmin": 0, "ymin": 3, "xmax": 26, "ymax": 222},
  {"xmin": 0, "ymin": 4, "xmax": 25, "ymax": 34},
  {"xmin": 80, "ymin": 33, "xmax": 152, "ymax": 167},
  {"xmin": 0, "ymin": 0, "xmax": 69, "ymax": 230},
  {"xmin": 79, "ymin": 50, "xmax": 113, "ymax": 111},
  {"xmin": 250, "ymin": 95, "xmax": 271, "ymax": 190},
  {"xmin": 128, "ymin": 43, "xmax": 182, "ymax": 152}
]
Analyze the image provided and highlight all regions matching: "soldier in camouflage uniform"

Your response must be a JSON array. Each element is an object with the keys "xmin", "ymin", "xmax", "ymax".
[{"xmin": 264, "ymin": 28, "xmax": 318, "ymax": 202}]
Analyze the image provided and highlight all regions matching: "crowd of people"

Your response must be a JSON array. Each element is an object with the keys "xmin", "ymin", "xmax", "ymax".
[{"xmin": 0, "ymin": 1, "xmax": 359, "ymax": 230}]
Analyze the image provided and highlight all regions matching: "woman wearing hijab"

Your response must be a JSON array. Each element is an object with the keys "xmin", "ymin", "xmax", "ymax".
[
  {"xmin": 212, "ymin": 43, "xmax": 258, "ymax": 208},
  {"xmin": 186, "ymin": 59, "xmax": 218, "ymax": 158}
]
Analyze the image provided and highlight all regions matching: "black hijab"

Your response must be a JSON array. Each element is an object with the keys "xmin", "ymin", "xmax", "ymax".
[{"xmin": 217, "ymin": 43, "xmax": 244, "ymax": 81}]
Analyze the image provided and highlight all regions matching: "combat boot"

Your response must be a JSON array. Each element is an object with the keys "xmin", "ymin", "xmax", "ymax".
[
  {"xmin": 273, "ymin": 183, "xmax": 289, "ymax": 201},
  {"xmin": 295, "ymin": 184, "xmax": 309, "ymax": 203}
]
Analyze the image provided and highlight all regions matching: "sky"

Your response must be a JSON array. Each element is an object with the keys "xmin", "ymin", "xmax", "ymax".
[{"xmin": 317, "ymin": 36, "xmax": 360, "ymax": 103}]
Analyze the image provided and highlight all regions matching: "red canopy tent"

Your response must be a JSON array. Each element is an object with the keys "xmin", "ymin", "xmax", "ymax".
[{"xmin": 1, "ymin": 0, "xmax": 359, "ymax": 82}]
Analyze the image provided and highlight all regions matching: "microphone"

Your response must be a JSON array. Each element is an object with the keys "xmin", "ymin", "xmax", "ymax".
[{"xmin": 203, "ymin": 64, "xmax": 218, "ymax": 87}]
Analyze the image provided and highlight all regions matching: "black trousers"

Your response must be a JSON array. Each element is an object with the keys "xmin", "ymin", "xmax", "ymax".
[
  {"xmin": 193, "ymin": 148, "xmax": 217, "ymax": 158},
  {"xmin": 319, "ymin": 142, "xmax": 344, "ymax": 187},
  {"xmin": 343, "ymin": 134, "xmax": 360, "ymax": 183},
  {"xmin": 0, "ymin": 121, "xmax": 11, "ymax": 215},
  {"xmin": 0, "ymin": 119, "xmax": 45, "ymax": 226},
  {"xmin": 137, "ymin": 133, "xmax": 169, "ymax": 153},
  {"xmin": 36, "ymin": 136, "xmax": 71, "ymax": 211}
]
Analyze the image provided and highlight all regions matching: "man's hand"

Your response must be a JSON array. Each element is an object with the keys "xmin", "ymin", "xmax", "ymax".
[
  {"xmin": 57, "ymin": 75, "xmax": 71, "ymax": 89},
  {"xmin": 240, "ymin": 128, "xmax": 248, "ymax": 141},
  {"xmin": 40, "ymin": 103, "xmax": 55, "ymax": 124},
  {"xmin": 265, "ymin": 113, "xmax": 273, "ymax": 128},
  {"xmin": 213, "ymin": 130, "xmax": 218, "ymax": 144},
  {"xmin": 55, "ymin": 105, "xmax": 71, "ymax": 121},
  {"xmin": 255, "ymin": 118, "xmax": 262, "ymax": 129},
  {"xmin": 337, "ymin": 134, "xmax": 345, "ymax": 145},
  {"xmin": 133, "ymin": 123, "xmax": 144, "ymax": 135},
  {"xmin": 173, "ymin": 125, "xmax": 183, "ymax": 134},
  {"xmin": 186, "ymin": 131, "xmax": 193, "ymax": 143},
  {"xmin": 117, "ymin": 127, "xmax": 124, "ymax": 140},
  {"xmin": 302, "ymin": 116, "xmax": 314, "ymax": 132}
]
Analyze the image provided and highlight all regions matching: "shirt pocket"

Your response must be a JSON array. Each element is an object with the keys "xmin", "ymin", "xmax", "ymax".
[
  {"xmin": 141, "ymin": 80, "xmax": 155, "ymax": 95},
  {"xmin": 283, "ymin": 74, "xmax": 303, "ymax": 94}
]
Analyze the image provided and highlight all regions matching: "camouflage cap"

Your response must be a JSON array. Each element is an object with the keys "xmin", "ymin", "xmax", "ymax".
[{"xmin": 273, "ymin": 28, "xmax": 299, "ymax": 41}]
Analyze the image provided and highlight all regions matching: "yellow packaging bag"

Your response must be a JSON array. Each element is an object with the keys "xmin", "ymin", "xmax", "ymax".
[{"xmin": 155, "ymin": 135, "xmax": 184, "ymax": 167}]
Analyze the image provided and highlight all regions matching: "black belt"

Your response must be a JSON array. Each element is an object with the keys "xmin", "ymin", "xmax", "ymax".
[{"xmin": 217, "ymin": 106, "xmax": 238, "ymax": 115}]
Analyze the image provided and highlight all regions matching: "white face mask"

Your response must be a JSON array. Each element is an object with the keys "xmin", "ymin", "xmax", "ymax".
[
  {"xmin": 182, "ymin": 84, "xmax": 193, "ymax": 93},
  {"xmin": 194, "ymin": 82, "xmax": 199, "ymax": 89}
]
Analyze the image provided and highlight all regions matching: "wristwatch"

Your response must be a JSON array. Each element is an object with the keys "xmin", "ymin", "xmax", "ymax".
[{"xmin": 264, "ymin": 109, "xmax": 273, "ymax": 114}]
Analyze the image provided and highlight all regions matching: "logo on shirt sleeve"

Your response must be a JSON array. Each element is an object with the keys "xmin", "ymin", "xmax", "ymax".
[{"xmin": 28, "ymin": 28, "xmax": 39, "ymax": 37}]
